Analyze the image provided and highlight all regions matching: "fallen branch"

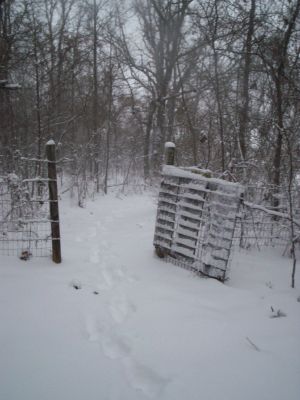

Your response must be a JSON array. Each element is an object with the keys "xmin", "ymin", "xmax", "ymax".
[
  {"xmin": 246, "ymin": 337, "xmax": 260, "ymax": 352},
  {"xmin": 244, "ymin": 201, "xmax": 300, "ymax": 230}
]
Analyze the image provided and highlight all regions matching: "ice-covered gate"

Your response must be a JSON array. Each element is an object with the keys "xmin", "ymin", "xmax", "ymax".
[{"xmin": 153, "ymin": 165, "xmax": 243, "ymax": 281}]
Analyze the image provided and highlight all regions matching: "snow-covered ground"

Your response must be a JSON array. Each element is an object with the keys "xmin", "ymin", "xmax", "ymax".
[{"xmin": 0, "ymin": 192, "xmax": 299, "ymax": 400}]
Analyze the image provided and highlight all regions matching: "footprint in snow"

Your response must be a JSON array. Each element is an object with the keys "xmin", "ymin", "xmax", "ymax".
[
  {"xmin": 101, "ymin": 267, "xmax": 115, "ymax": 288},
  {"xmin": 100, "ymin": 259, "xmax": 127, "ymax": 288},
  {"xmin": 96, "ymin": 325, "xmax": 170, "ymax": 398},
  {"xmin": 100, "ymin": 330, "xmax": 131, "ymax": 360},
  {"xmin": 96, "ymin": 221, "xmax": 106, "ymax": 231},
  {"xmin": 85, "ymin": 315, "xmax": 101, "ymax": 342},
  {"xmin": 89, "ymin": 248, "xmax": 100, "ymax": 264},
  {"xmin": 88, "ymin": 226, "xmax": 97, "ymax": 238},
  {"xmin": 100, "ymin": 239, "xmax": 110, "ymax": 249},
  {"xmin": 123, "ymin": 358, "xmax": 169, "ymax": 399},
  {"xmin": 109, "ymin": 295, "xmax": 136, "ymax": 324}
]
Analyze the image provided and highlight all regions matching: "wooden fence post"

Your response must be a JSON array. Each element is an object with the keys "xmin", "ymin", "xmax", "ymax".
[
  {"xmin": 46, "ymin": 140, "xmax": 62, "ymax": 263},
  {"xmin": 164, "ymin": 142, "xmax": 175, "ymax": 165}
]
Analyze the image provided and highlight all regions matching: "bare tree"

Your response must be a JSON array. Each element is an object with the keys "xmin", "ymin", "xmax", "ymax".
[
  {"xmin": 237, "ymin": 0, "xmax": 256, "ymax": 162},
  {"xmin": 257, "ymin": 0, "xmax": 300, "ymax": 194}
]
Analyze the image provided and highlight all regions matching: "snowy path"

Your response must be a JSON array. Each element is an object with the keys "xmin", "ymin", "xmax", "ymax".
[{"xmin": 0, "ymin": 193, "xmax": 299, "ymax": 400}]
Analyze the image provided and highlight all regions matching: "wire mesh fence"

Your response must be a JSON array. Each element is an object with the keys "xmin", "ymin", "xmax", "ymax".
[
  {"xmin": 0, "ymin": 158, "xmax": 53, "ymax": 258},
  {"xmin": 235, "ymin": 184, "xmax": 300, "ymax": 249},
  {"xmin": 234, "ymin": 205, "xmax": 291, "ymax": 249}
]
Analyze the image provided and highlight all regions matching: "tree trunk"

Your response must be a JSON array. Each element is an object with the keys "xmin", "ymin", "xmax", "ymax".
[
  {"xmin": 92, "ymin": 0, "xmax": 101, "ymax": 192},
  {"xmin": 144, "ymin": 100, "xmax": 156, "ymax": 179},
  {"xmin": 213, "ymin": 47, "xmax": 225, "ymax": 172},
  {"xmin": 272, "ymin": 0, "xmax": 300, "ymax": 194},
  {"xmin": 238, "ymin": 0, "xmax": 256, "ymax": 161},
  {"xmin": 104, "ymin": 58, "xmax": 113, "ymax": 194}
]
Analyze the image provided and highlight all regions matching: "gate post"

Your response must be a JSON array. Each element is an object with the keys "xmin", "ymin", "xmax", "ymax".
[
  {"xmin": 164, "ymin": 142, "xmax": 175, "ymax": 166},
  {"xmin": 46, "ymin": 140, "xmax": 62, "ymax": 263},
  {"xmin": 154, "ymin": 142, "xmax": 176, "ymax": 259}
]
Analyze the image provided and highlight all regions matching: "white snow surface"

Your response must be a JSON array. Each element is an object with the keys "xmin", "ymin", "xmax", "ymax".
[
  {"xmin": 4, "ymin": 83, "xmax": 22, "ymax": 89},
  {"xmin": 0, "ymin": 192, "xmax": 299, "ymax": 400},
  {"xmin": 163, "ymin": 165, "xmax": 243, "ymax": 193},
  {"xmin": 164, "ymin": 142, "xmax": 175, "ymax": 148}
]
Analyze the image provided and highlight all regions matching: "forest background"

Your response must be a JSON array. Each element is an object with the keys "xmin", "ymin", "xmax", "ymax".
[{"xmin": 1, "ymin": 0, "xmax": 299, "ymax": 198}]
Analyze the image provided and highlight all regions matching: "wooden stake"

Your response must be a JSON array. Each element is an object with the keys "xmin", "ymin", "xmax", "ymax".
[
  {"xmin": 46, "ymin": 140, "xmax": 62, "ymax": 263},
  {"xmin": 164, "ymin": 142, "xmax": 175, "ymax": 165}
]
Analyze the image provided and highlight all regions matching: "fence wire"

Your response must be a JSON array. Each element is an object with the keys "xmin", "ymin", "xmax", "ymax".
[
  {"xmin": 234, "ymin": 207, "xmax": 290, "ymax": 249},
  {"xmin": 0, "ymin": 159, "xmax": 52, "ymax": 258},
  {"xmin": 233, "ymin": 184, "xmax": 300, "ymax": 249}
]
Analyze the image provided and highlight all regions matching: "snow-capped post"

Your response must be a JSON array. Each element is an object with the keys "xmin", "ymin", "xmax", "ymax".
[
  {"xmin": 46, "ymin": 140, "xmax": 62, "ymax": 263},
  {"xmin": 164, "ymin": 142, "xmax": 175, "ymax": 166}
]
